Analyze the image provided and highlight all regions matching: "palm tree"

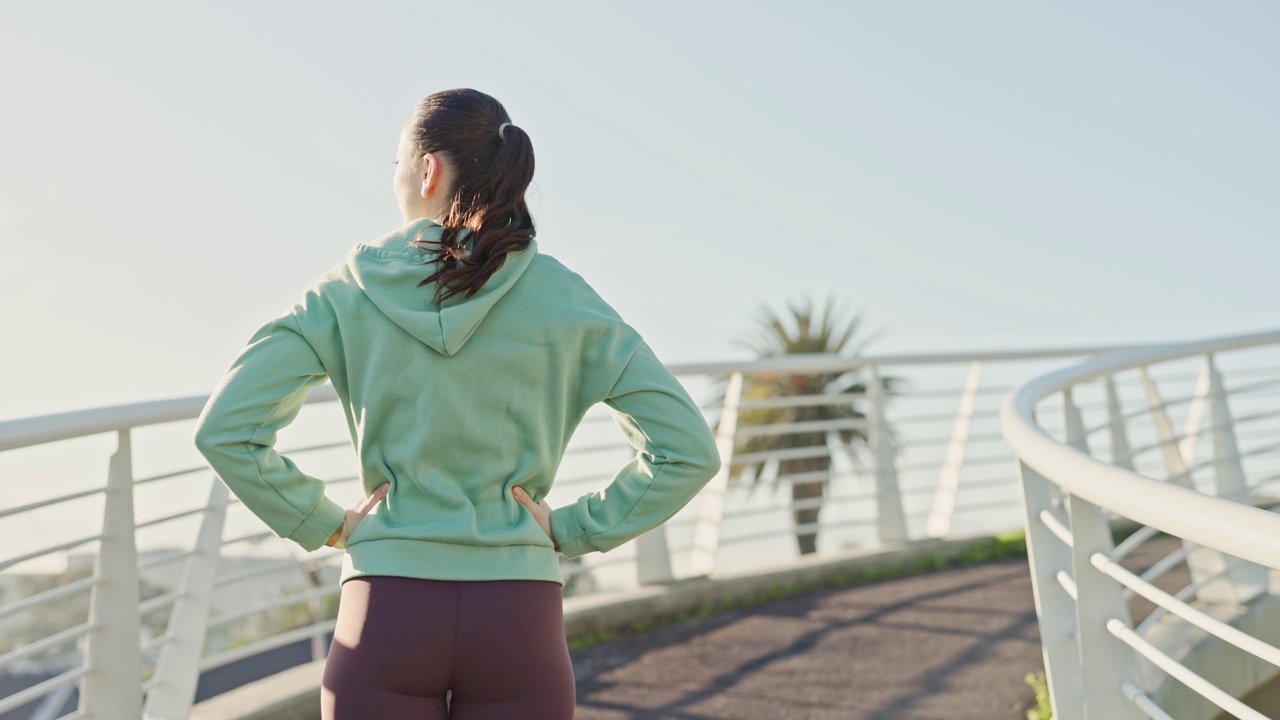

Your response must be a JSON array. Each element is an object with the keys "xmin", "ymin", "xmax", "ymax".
[{"xmin": 721, "ymin": 295, "xmax": 906, "ymax": 556}]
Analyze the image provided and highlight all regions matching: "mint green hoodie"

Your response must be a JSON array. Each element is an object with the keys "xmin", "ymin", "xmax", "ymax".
[{"xmin": 193, "ymin": 217, "xmax": 721, "ymax": 587}]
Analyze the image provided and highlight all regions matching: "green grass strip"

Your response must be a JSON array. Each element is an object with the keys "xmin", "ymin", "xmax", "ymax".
[{"xmin": 568, "ymin": 531, "xmax": 1028, "ymax": 652}]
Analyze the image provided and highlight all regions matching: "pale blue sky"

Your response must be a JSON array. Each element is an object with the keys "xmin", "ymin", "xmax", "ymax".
[{"xmin": 2, "ymin": 1, "xmax": 1278, "ymax": 420}]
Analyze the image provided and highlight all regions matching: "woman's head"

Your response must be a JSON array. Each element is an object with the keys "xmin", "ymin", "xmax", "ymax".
[{"xmin": 394, "ymin": 88, "xmax": 536, "ymax": 304}]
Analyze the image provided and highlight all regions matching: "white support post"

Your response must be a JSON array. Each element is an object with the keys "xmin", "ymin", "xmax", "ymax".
[
  {"xmin": 1139, "ymin": 366, "xmax": 1237, "ymax": 604},
  {"xmin": 1062, "ymin": 387, "xmax": 1090, "ymax": 455},
  {"xmin": 1104, "ymin": 376, "xmax": 1134, "ymax": 471},
  {"xmin": 867, "ymin": 365, "xmax": 908, "ymax": 545},
  {"xmin": 80, "ymin": 430, "xmax": 144, "ymax": 719},
  {"xmin": 687, "ymin": 371, "xmax": 743, "ymax": 579},
  {"xmin": 143, "ymin": 478, "xmax": 230, "ymax": 719},
  {"xmin": 1059, "ymin": 386, "xmax": 1141, "ymax": 717},
  {"xmin": 1018, "ymin": 460, "xmax": 1084, "ymax": 720},
  {"xmin": 1138, "ymin": 367, "xmax": 1193, "ymax": 488},
  {"xmin": 1206, "ymin": 353, "xmax": 1269, "ymax": 603},
  {"xmin": 1179, "ymin": 358, "xmax": 1211, "ymax": 466},
  {"xmin": 307, "ymin": 567, "xmax": 327, "ymax": 662},
  {"xmin": 635, "ymin": 526, "xmax": 675, "ymax": 585},
  {"xmin": 1067, "ymin": 493, "xmax": 1145, "ymax": 720},
  {"xmin": 925, "ymin": 361, "xmax": 982, "ymax": 539}
]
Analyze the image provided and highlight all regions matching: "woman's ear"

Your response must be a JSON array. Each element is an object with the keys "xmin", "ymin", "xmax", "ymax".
[{"xmin": 420, "ymin": 151, "xmax": 447, "ymax": 199}]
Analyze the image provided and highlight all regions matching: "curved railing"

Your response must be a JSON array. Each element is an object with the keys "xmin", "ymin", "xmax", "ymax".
[
  {"xmin": 1001, "ymin": 329, "xmax": 1280, "ymax": 720},
  {"xmin": 0, "ymin": 342, "xmax": 1138, "ymax": 718}
]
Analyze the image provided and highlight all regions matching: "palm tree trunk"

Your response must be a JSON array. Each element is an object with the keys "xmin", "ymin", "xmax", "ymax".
[{"xmin": 780, "ymin": 431, "xmax": 828, "ymax": 555}]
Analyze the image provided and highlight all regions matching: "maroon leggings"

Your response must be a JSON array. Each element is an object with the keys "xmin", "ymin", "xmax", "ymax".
[{"xmin": 321, "ymin": 575, "xmax": 576, "ymax": 719}]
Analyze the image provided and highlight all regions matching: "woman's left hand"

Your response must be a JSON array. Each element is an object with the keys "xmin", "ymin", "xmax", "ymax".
[
  {"xmin": 326, "ymin": 482, "xmax": 390, "ymax": 549},
  {"xmin": 512, "ymin": 485, "xmax": 560, "ymax": 552}
]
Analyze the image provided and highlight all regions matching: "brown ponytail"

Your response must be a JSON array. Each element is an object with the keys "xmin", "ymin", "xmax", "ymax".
[{"xmin": 406, "ymin": 88, "xmax": 536, "ymax": 304}]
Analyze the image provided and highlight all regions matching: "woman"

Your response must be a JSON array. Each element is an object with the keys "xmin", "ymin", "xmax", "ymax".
[{"xmin": 192, "ymin": 88, "xmax": 722, "ymax": 719}]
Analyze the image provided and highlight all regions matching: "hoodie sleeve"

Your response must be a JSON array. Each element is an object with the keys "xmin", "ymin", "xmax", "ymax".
[
  {"xmin": 548, "ymin": 339, "xmax": 722, "ymax": 558},
  {"xmin": 192, "ymin": 311, "xmax": 346, "ymax": 552}
]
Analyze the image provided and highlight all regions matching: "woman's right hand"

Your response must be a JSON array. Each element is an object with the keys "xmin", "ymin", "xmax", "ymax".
[
  {"xmin": 512, "ymin": 486, "xmax": 560, "ymax": 553},
  {"xmin": 327, "ymin": 482, "xmax": 390, "ymax": 549}
]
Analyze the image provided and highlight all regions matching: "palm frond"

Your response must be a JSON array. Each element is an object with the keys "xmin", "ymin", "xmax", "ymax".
[{"xmin": 710, "ymin": 294, "xmax": 909, "ymax": 490}]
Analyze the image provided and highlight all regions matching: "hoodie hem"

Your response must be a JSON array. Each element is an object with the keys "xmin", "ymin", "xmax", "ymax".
[{"xmin": 339, "ymin": 537, "xmax": 565, "ymax": 587}]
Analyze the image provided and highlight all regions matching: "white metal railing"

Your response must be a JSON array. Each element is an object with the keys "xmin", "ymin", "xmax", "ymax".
[
  {"xmin": 1001, "ymin": 328, "xmax": 1280, "ymax": 720},
  {"xmin": 0, "ymin": 340, "xmax": 1173, "ymax": 718}
]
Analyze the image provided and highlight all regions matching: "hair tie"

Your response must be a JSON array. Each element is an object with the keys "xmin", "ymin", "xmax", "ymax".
[{"xmin": 498, "ymin": 122, "xmax": 512, "ymax": 140}]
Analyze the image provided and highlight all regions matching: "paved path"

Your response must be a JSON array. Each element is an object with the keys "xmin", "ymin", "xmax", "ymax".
[{"xmin": 571, "ymin": 557, "xmax": 1045, "ymax": 720}]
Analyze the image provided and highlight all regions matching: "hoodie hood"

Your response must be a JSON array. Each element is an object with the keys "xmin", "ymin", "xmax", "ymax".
[{"xmin": 347, "ymin": 217, "xmax": 537, "ymax": 356}]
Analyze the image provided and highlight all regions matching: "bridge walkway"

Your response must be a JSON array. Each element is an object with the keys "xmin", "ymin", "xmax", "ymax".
[{"xmin": 571, "ymin": 537, "xmax": 1185, "ymax": 720}]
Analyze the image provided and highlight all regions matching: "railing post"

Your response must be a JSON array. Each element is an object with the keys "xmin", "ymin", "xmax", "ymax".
[
  {"xmin": 1139, "ymin": 366, "xmax": 1237, "ymax": 604},
  {"xmin": 304, "ymin": 560, "xmax": 328, "ymax": 662},
  {"xmin": 687, "ymin": 371, "xmax": 743, "ymax": 578},
  {"xmin": 867, "ymin": 365, "xmax": 907, "ymax": 544},
  {"xmin": 80, "ymin": 430, "xmax": 144, "ymax": 719},
  {"xmin": 143, "ymin": 477, "xmax": 229, "ymax": 719},
  {"xmin": 1137, "ymin": 367, "xmax": 1193, "ymax": 488},
  {"xmin": 1066, "ymin": 492, "xmax": 1145, "ymax": 720},
  {"xmin": 635, "ymin": 527, "xmax": 675, "ymax": 585},
  {"xmin": 1179, "ymin": 357, "xmax": 1212, "ymax": 466},
  {"xmin": 1062, "ymin": 387, "xmax": 1090, "ymax": 454},
  {"xmin": 926, "ymin": 361, "xmax": 981, "ymax": 538},
  {"xmin": 1206, "ymin": 353, "xmax": 1269, "ymax": 603},
  {"xmin": 1017, "ymin": 459, "xmax": 1084, "ymax": 720},
  {"xmin": 1061, "ymin": 386, "xmax": 1142, "ymax": 717},
  {"xmin": 1103, "ymin": 376, "xmax": 1134, "ymax": 471}
]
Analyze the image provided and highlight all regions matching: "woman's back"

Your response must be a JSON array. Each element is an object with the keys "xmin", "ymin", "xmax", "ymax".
[{"xmin": 193, "ymin": 215, "xmax": 721, "ymax": 587}]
